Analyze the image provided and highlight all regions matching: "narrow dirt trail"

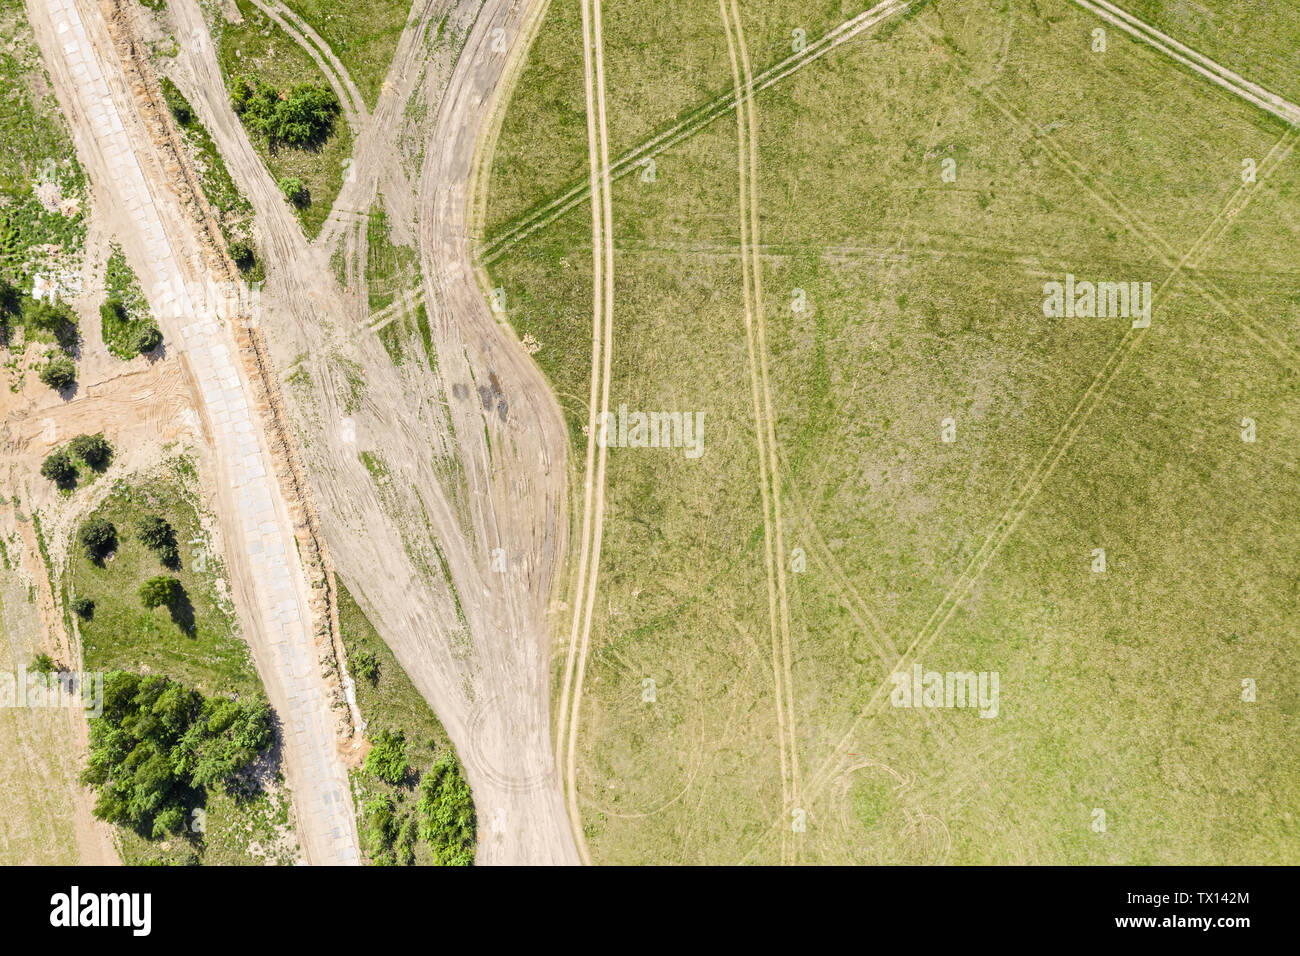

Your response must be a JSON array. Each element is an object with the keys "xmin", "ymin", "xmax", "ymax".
[{"xmin": 28, "ymin": 0, "xmax": 359, "ymax": 864}]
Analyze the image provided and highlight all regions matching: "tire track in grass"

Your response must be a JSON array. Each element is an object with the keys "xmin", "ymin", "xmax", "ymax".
[
  {"xmin": 719, "ymin": 0, "xmax": 803, "ymax": 864},
  {"xmin": 803, "ymin": 119, "xmax": 1298, "ymax": 806},
  {"xmin": 480, "ymin": 0, "xmax": 913, "ymax": 265},
  {"xmin": 554, "ymin": 0, "xmax": 614, "ymax": 868}
]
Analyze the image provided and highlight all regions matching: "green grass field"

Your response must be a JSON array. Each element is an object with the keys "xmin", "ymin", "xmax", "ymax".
[
  {"xmin": 281, "ymin": 0, "xmax": 414, "ymax": 108},
  {"xmin": 484, "ymin": 0, "xmax": 1300, "ymax": 864},
  {"xmin": 213, "ymin": 0, "xmax": 353, "ymax": 239}
]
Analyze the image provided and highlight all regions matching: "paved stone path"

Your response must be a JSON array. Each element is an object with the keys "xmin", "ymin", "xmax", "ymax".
[{"xmin": 39, "ymin": 0, "xmax": 358, "ymax": 864}]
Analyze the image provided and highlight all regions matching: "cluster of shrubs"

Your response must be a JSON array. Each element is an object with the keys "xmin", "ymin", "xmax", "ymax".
[
  {"xmin": 230, "ymin": 76, "xmax": 340, "ymax": 148},
  {"xmin": 99, "ymin": 297, "xmax": 162, "ymax": 355},
  {"xmin": 73, "ymin": 508, "xmax": 189, "ymax": 627},
  {"xmin": 1, "ymin": 285, "xmax": 80, "ymax": 389},
  {"xmin": 360, "ymin": 728, "xmax": 475, "ymax": 866},
  {"xmin": 81, "ymin": 671, "xmax": 274, "ymax": 839},
  {"xmin": 41, "ymin": 433, "xmax": 113, "ymax": 489}
]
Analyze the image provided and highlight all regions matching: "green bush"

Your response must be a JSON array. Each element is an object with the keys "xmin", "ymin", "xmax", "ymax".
[
  {"xmin": 231, "ymin": 76, "xmax": 339, "ymax": 148},
  {"xmin": 71, "ymin": 597, "xmax": 95, "ymax": 620},
  {"xmin": 278, "ymin": 176, "xmax": 309, "ymax": 207},
  {"xmin": 364, "ymin": 729, "xmax": 409, "ymax": 785},
  {"xmin": 69, "ymin": 433, "xmax": 112, "ymax": 470},
  {"xmin": 39, "ymin": 355, "xmax": 76, "ymax": 391},
  {"xmin": 134, "ymin": 324, "xmax": 162, "ymax": 355},
  {"xmin": 352, "ymin": 650, "xmax": 379, "ymax": 685},
  {"xmin": 416, "ymin": 752, "xmax": 475, "ymax": 865},
  {"xmin": 32, "ymin": 653, "xmax": 56, "ymax": 675},
  {"xmin": 78, "ymin": 517, "xmax": 117, "ymax": 560},
  {"xmin": 40, "ymin": 448, "xmax": 76, "ymax": 487}
]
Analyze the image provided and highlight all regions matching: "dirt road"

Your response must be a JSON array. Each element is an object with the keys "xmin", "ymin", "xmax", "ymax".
[
  {"xmin": 415, "ymin": 0, "xmax": 579, "ymax": 865},
  {"xmin": 28, "ymin": 0, "xmax": 359, "ymax": 865},
  {"xmin": 160, "ymin": 0, "xmax": 579, "ymax": 864}
]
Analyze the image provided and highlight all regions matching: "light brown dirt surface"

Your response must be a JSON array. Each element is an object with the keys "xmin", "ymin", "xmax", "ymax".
[{"xmin": 157, "ymin": 0, "xmax": 579, "ymax": 864}]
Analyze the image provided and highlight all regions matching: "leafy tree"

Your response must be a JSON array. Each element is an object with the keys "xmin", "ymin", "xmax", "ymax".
[
  {"xmin": 71, "ymin": 597, "xmax": 95, "ymax": 620},
  {"xmin": 0, "ymin": 278, "xmax": 19, "ymax": 340},
  {"xmin": 231, "ymin": 76, "xmax": 338, "ymax": 147},
  {"xmin": 40, "ymin": 448, "xmax": 76, "ymax": 487},
  {"xmin": 416, "ymin": 752, "xmax": 475, "ymax": 865},
  {"xmin": 133, "ymin": 324, "xmax": 162, "ymax": 355},
  {"xmin": 151, "ymin": 806, "xmax": 185, "ymax": 839},
  {"xmin": 81, "ymin": 671, "xmax": 275, "ymax": 840},
  {"xmin": 274, "ymin": 84, "xmax": 339, "ymax": 145},
  {"xmin": 138, "ymin": 575, "xmax": 181, "ymax": 610},
  {"xmin": 0, "ymin": 277, "xmax": 19, "ymax": 316},
  {"xmin": 99, "ymin": 297, "xmax": 127, "ymax": 326},
  {"xmin": 227, "ymin": 240, "xmax": 255, "ymax": 271},
  {"xmin": 39, "ymin": 355, "xmax": 76, "ymax": 391},
  {"xmin": 24, "ymin": 299, "xmax": 79, "ymax": 350},
  {"xmin": 32, "ymin": 653, "xmax": 56, "ymax": 675},
  {"xmin": 137, "ymin": 514, "xmax": 179, "ymax": 568},
  {"xmin": 69, "ymin": 433, "xmax": 112, "ymax": 470},
  {"xmin": 364, "ymin": 728, "xmax": 409, "ymax": 785},
  {"xmin": 363, "ymin": 796, "xmax": 397, "ymax": 864},
  {"xmin": 78, "ymin": 517, "xmax": 117, "ymax": 561}
]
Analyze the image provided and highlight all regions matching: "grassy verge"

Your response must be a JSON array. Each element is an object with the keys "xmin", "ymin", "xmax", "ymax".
[
  {"xmin": 102, "ymin": 244, "xmax": 159, "ymax": 360},
  {"xmin": 156, "ymin": 76, "xmax": 262, "ymax": 280},
  {"xmin": 0, "ymin": 0, "xmax": 86, "ymax": 304},
  {"xmin": 338, "ymin": 581, "xmax": 475, "ymax": 865}
]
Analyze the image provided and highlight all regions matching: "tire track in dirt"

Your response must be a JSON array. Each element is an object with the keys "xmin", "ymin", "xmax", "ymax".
[{"xmin": 246, "ymin": 0, "xmax": 368, "ymax": 132}]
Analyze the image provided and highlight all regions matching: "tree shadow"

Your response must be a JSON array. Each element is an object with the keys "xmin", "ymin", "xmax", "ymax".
[{"xmin": 166, "ymin": 586, "xmax": 196, "ymax": 633}]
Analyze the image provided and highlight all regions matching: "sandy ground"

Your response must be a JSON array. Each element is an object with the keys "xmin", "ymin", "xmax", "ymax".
[
  {"xmin": 26, "ymin": 0, "xmax": 359, "ymax": 864},
  {"xmin": 155, "ymin": 0, "xmax": 579, "ymax": 863}
]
